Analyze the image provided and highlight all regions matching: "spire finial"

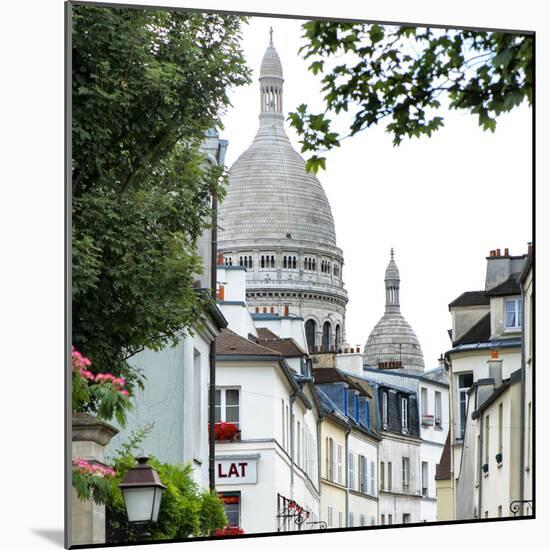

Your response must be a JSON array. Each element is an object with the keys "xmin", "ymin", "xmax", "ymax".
[
  {"xmin": 269, "ymin": 26, "xmax": 273, "ymax": 47},
  {"xmin": 390, "ymin": 247, "xmax": 394, "ymax": 260}
]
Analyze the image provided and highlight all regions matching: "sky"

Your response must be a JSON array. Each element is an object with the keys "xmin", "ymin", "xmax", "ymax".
[{"xmin": 220, "ymin": 16, "xmax": 532, "ymax": 370}]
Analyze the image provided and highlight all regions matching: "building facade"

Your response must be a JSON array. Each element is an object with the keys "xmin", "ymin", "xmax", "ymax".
[{"xmin": 446, "ymin": 248, "xmax": 528, "ymax": 519}]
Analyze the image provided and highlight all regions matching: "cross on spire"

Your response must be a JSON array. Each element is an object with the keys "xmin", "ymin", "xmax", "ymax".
[
  {"xmin": 269, "ymin": 26, "xmax": 274, "ymax": 47},
  {"xmin": 390, "ymin": 247, "xmax": 394, "ymax": 260}
]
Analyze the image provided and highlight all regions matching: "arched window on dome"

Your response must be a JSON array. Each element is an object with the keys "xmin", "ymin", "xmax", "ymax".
[
  {"xmin": 292, "ymin": 257, "xmax": 297, "ymax": 269},
  {"xmin": 312, "ymin": 259, "xmax": 316, "ymax": 271},
  {"xmin": 305, "ymin": 319, "xmax": 316, "ymax": 353},
  {"xmin": 304, "ymin": 258, "xmax": 308, "ymax": 270},
  {"xmin": 261, "ymin": 255, "xmax": 265, "ymax": 268},
  {"xmin": 322, "ymin": 321, "xmax": 332, "ymax": 352},
  {"xmin": 249, "ymin": 256, "xmax": 253, "ymax": 268},
  {"xmin": 239, "ymin": 256, "xmax": 243, "ymax": 267},
  {"xmin": 335, "ymin": 325, "xmax": 341, "ymax": 351},
  {"xmin": 271, "ymin": 256, "xmax": 275, "ymax": 268},
  {"xmin": 283, "ymin": 256, "xmax": 287, "ymax": 269}
]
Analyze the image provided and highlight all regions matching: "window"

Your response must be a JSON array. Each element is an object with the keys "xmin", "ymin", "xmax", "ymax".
[
  {"xmin": 458, "ymin": 373, "xmax": 473, "ymax": 439},
  {"xmin": 281, "ymin": 400, "xmax": 285, "ymax": 449},
  {"xmin": 193, "ymin": 350, "xmax": 201, "ymax": 454},
  {"xmin": 498, "ymin": 403, "xmax": 503, "ymax": 454},
  {"xmin": 498, "ymin": 505, "xmax": 502, "ymax": 517},
  {"xmin": 422, "ymin": 461, "xmax": 428, "ymax": 496},
  {"xmin": 421, "ymin": 387, "xmax": 428, "ymax": 416},
  {"xmin": 504, "ymin": 297, "xmax": 522, "ymax": 329},
  {"xmin": 402, "ymin": 457, "xmax": 410, "ymax": 493},
  {"xmin": 335, "ymin": 324, "xmax": 341, "ymax": 351},
  {"xmin": 322, "ymin": 321, "xmax": 332, "ymax": 351},
  {"xmin": 297, "ymin": 421, "xmax": 301, "ymax": 467},
  {"xmin": 485, "ymin": 415, "xmax": 490, "ymax": 467},
  {"xmin": 348, "ymin": 512, "xmax": 354, "ymax": 527},
  {"xmin": 388, "ymin": 514, "xmax": 393, "ymax": 525},
  {"xmin": 527, "ymin": 401, "xmax": 532, "ymax": 469},
  {"xmin": 388, "ymin": 461, "xmax": 392, "ymax": 491},
  {"xmin": 337, "ymin": 444, "xmax": 343, "ymax": 484},
  {"xmin": 401, "ymin": 397, "xmax": 409, "ymax": 432},
  {"xmin": 360, "ymin": 514, "xmax": 366, "ymax": 527},
  {"xmin": 326, "ymin": 437, "xmax": 335, "ymax": 481},
  {"xmin": 338, "ymin": 511, "xmax": 343, "ymax": 527},
  {"xmin": 403, "ymin": 513, "xmax": 411, "ymax": 524},
  {"xmin": 435, "ymin": 391, "xmax": 442, "ymax": 427},
  {"xmin": 359, "ymin": 455, "xmax": 367, "ymax": 493},
  {"xmin": 327, "ymin": 506, "xmax": 333, "ymax": 528},
  {"xmin": 305, "ymin": 319, "xmax": 316, "ymax": 352},
  {"xmin": 348, "ymin": 451, "xmax": 355, "ymax": 490},
  {"xmin": 381, "ymin": 514, "xmax": 385, "ymax": 525},
  {"xmin": 370, "ymin": 460, "xmax": 375, "ymax": 495},
  {"xmin": 382, "ymin": 392, "xmax": 389, "ymax": 428},
  {"xmin": 219, "ymin": 492, "xmax": 240, "ymax": 527},
  {"xmin": 476, "ymin": 434, "xmax": 481, "ymax": 485},
  {"xmin": 380, "ymin": 461, "xmax": 385, "ymax": 490},
  {"xmin": 215, "ymin": 388, "xmax": 240, "ymax": 429}
]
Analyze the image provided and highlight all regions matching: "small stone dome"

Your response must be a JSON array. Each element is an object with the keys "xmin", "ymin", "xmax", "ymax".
[{"xmin": 364, "ymin": 250, "xmax": 425, "ymax": 372}]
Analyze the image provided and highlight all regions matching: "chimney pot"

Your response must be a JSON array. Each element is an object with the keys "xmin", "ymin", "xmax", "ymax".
[
  {"xmin": 504, "ymin": 247, "xmax": 509, "ymax": 256},
  {"xmin": 284, "ymin": 304, "xmax": 289, "ymax": 316},
  {"xmin": 489, "ymin": 250, "xmax": 495, "ymax": 257},
  {"xmin": 356, "ymin": 346, "xmax": 360, "ymax": 353},
  {"xmin": 217, "ymin": 252, "xmax": 225, "ymax": 265},
  {"xmin": 270, "ymin": 306, "xmax": 274, "ymax": 314},
  {"xmin": 491, "ymin": 349, "xmax": 499, "ymax": 360},
  {"xmin": 496, "ymin": 248, "xmax": 501, "ymax": 256}
]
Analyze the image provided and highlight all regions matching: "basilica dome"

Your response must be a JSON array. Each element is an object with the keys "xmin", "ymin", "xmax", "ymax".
[
  {"xmin": 363, "ymin": 250, "xmax": 425, "ymax": 372},
  {"xmin": 218, "ymin": 29, "xmax": 347, "ymax": 354},
  {"xmin": 218, "ymin": 35, "xmax": 337, "ymax": 249}
]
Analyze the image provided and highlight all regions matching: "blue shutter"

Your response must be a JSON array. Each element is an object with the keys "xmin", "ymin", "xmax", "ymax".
[
  {"xmin": 343, "ymin": 387, "xmax": 348, "ymax": 415},
  {"xmin": 366, "ymin": 401, "xmax": 371, "ymax": 430},
  {"xmin": 355, "ymin": 395, "xmax": 360, "ymax": 422}
]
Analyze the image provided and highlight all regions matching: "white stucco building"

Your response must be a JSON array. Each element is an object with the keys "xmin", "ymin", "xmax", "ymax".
[
  {"xmin": 446, "ymin": 248, "xmax": 528, "ymax": 520},
  {"xmin": 215, "ymin": 265, "xmax": 322, "ymax": 534}
]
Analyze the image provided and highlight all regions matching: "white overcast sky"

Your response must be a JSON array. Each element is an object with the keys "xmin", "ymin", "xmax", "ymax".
[{"xmin": 221, "ymin": 16, "xmax": 532, "ymax": 370}]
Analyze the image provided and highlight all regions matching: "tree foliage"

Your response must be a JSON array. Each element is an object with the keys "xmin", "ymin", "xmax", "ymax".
[
  {"xmin": 71, "ymin": 5, "xmax": 251, "ymax": 387},
  {"xmin": 288, "ymin": 22, "xmax": 533, "ymax": 172},
  {"xmin": 106, "ymin": 428, "xmax": 227, "ymax": 541}
]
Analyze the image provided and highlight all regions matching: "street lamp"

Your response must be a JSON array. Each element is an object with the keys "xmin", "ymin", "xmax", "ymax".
[{"xmin": 119, "ymin": 456, "xmax": 165, "ymax": 541}]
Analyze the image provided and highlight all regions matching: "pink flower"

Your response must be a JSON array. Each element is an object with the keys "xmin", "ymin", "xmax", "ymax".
[{"xmin": 120, "ymin": 390, "xmax": 129, "ymax": 397}]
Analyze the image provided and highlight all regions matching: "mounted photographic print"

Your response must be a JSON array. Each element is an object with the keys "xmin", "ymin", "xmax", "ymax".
[{"xmin": 67, "ymin": 1, "xmax": 534, "ymax": 547}]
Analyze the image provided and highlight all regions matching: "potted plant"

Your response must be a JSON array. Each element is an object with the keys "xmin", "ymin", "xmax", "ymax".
[
  {"xmin": 495, "ymin": 452, "xmax": 503, "ymax": 464},
  {"xmin": 213, "ymin": 422, "xmax": 240, "ymax": 442},
  {"xmin": 482, "ymin": 463, "xmax": 489, "ymax": 474}
]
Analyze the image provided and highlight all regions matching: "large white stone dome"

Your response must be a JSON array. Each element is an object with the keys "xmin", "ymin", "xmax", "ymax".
[{"xmin": 217, "ymin": 29, "xmax": 347, "ymax": 354}]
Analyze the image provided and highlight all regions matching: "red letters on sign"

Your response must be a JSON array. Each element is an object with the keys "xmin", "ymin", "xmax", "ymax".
[{"xmin": 217, "ymin": 462, "xmax": 249, "ymax": 478}]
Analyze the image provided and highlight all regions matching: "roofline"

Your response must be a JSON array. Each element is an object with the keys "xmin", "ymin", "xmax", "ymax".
[
  {"xmin": 445, "ymin": 337, "xmax": 522, "ymax": 356},
  {"xmin": 363, "ymin": 367, "xmax": 449, "ymax": 388}
]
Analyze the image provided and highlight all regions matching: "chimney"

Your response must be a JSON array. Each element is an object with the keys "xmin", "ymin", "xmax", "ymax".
[
  {"xmin": 263, "ymin": 307, "xmax": 267, "ymax": 313},
  {"xmin": 217, "ymin": 252, "xmax": 225, "ymax": 265},
  {"xmin": 504, "ymin": 247, "xmax": 509, "ymax": 256},
  {"xmin": 488, "ymin": 350, "xmax": 502, "ymax": 388},
  {"xmin": 284, "ymin": 304, "xmax": 289, "ymax": 316},
  {"xmin": 496, "ymin": 248, "xmax": 501, "ymax": 257},
  {"xmin": 356, "ymin": 346, "xmax": 360, "ymax": 353},
  {"xmin": 489, "ymin": 250, "xmax": 495, "ymax": 257},
  {"xmin": 270, "ymin": 306, "xmax": 274, "ymax": 314},
  {"xmin": 255, "ymin": 307, "xmax": 259, "ymax": 313}
]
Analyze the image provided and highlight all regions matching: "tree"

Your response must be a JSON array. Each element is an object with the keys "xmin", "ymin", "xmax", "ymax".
[
  {"xmin": 288, "ymin": 22, "xmax": 533, "ymax": 173},
  {"xmin": 72, "ymin": 5, "xmax": 251, "ymax": 390}
]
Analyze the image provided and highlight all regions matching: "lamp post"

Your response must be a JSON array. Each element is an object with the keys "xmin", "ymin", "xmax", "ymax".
[{"xmin": 119, "ymin": 456, "xmax": 165, "ymax": 541}]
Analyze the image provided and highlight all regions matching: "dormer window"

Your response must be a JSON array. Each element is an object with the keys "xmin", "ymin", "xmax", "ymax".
[
  {"xmin": 401, "ymin": 397, "xmax": 409, "ymax": 433},
  {"xmin": 504, "ymin": 297, "xmax": 522, "ymax": 330},
  {"xmin": 382, "ymin": 391, "xmax": 388, "ymax": 428}
]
